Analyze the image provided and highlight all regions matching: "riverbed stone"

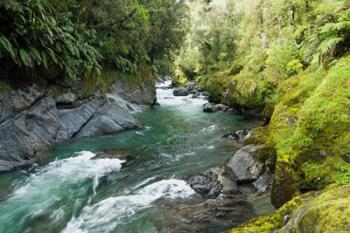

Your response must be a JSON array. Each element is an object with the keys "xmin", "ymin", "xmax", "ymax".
[
  {"xmin": 226, "ymin": 144, "xmax": 265, "ymax": 183},
  {"xmin": 173, "ymin": 86, "xmax": 190, "ymax": 96}
]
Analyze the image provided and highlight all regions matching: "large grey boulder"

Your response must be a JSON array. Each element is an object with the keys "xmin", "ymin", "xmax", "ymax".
[
  {"xmin": 0, "ymin": 97, "xmax": 60, "ymax": 172},
  {"xmin": 226, "ymin": 144, "xmax": 265, "ymax": 183},
  {"xmin": 75, "ymin": 96, "xmax": 141, "ymax": 138}
]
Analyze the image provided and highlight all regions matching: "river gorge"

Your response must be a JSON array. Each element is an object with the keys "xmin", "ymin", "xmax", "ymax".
[{"xmin": 0, "ymin": 81, "xmax": 273, "ymax": 233}]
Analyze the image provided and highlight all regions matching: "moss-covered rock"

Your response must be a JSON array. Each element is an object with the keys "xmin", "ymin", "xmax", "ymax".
[
  {"xmin": 227, "ymin": 184, "xmax": 350, "ymax": 233},
  {"xmin": 265, "ymin": 56, "xmax": 350, "ymax": 206}
]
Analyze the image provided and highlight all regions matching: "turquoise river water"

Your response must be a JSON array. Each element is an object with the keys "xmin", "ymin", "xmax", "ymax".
[{"xmin": 0, "ymin": 81, "xmax": 269, "ymax": 233}]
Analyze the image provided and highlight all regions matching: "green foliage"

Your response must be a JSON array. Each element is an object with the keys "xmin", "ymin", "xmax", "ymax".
[
  {"xmin": 0, "ymin": 0, "xmax": 188, "ymax": 81},
  {"xmin": 175, "ymin": 0, "xmax": 350, "ymax": 109},
  {"xmin": 0, "ymin": 0, "xmax": 102, "ymax": 80}
]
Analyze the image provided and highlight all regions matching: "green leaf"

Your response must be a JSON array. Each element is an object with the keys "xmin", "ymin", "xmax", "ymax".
[
  {"xmin": 19, "ymin": 49, "xmax": 32, "ymax": 67},
  {"xmin": 0, "ymin": 36, "xmax": 16, "ymax": 60}
]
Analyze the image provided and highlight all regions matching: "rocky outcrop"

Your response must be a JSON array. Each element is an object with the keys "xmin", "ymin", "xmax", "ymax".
[{"xmin": 0, "ymin": 78, "xmax": 155, "ymax": 173}]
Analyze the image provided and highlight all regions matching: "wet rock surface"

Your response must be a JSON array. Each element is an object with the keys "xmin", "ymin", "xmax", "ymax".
[
  {"xmin": 226, "ymin": 144, "xmax": 265, "ymax": 183},
  {"xmin": 0, "ymin": 79, "xmax": 155, "ymax": 173}
]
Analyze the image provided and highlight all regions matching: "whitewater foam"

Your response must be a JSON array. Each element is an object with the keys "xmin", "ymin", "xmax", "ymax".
[
  {"xmin": 13, "ymin": 151, "xmax": 125, "ymax": 197},
  {"xmin": 62, "ymin": 179, "xmax": 195, "ymax": 233}
]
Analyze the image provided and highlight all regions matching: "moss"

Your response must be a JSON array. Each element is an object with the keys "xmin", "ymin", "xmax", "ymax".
[
  {"xmin": 228, "ymin": 185, "xmax": 350, "ymax": 233},
  {"xmin": 265, "ymin": 56, "xmax": 350, "ymax": 204},
  {"xmin": 0, "ymin": 80, "xmax": 12, "ymax": 92}
]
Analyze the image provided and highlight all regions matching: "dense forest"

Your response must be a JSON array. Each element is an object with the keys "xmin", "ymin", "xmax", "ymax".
[
  {"xmin": 1, "ymin": 0, "xmax": 350, "ymax": 233},
  {"xmin": 0, "ymin": 0, "xmax": 187, "ymax": 84}
]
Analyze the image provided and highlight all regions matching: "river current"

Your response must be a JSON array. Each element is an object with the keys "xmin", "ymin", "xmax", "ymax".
[{"xmin": 0, "ymin": 81, "xmax": 268, "ymax": 233}]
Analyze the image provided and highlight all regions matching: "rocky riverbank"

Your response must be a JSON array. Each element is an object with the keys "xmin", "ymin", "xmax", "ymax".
[
  {"xmin": 0, "ymin": 75, "xmax": 156, "ymax": 173},
  {"xmin": 157, "ymin": 126, "xmax": 275, "ymax": 233}
]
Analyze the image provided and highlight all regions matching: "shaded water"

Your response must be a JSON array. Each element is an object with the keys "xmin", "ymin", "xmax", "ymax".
[{"xmin": 0, "ymin": 81, "xmax": 268, "ymax": 233}]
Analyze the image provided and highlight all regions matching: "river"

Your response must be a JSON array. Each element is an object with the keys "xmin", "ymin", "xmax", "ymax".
[{"xmin": 0, "ymin": 81, "xmax": 271, "ymax": 233}]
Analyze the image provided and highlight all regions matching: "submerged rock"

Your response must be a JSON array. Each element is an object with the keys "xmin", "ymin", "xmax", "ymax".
[
  {"xmin": 226, "ymin": 145, "xmax": 265, "ymax": 183},
  {"xmin": 173, "ymin": 86, "xmax": 189, "ymax": 96}
]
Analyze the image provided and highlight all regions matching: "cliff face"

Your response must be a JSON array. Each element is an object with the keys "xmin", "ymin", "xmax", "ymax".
[{"xmin": 0, "ymin": 72, "xmax": 156, "ymax": 173}]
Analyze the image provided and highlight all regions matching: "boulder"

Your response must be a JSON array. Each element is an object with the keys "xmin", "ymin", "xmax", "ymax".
[
  {"xmin": 56, "ymin": 97, "xmax": 105, "ymax": 142},
  {"xmin": 226, "ymin": 145, "xmax": 265, "ymax": 183},
  {"xmin": 75, "ymin": 97, "xmax": 141, "ymax": 138},
  {"xmin": 173, "ymin": 86, "xmax": 189, "ymax": 96}
]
